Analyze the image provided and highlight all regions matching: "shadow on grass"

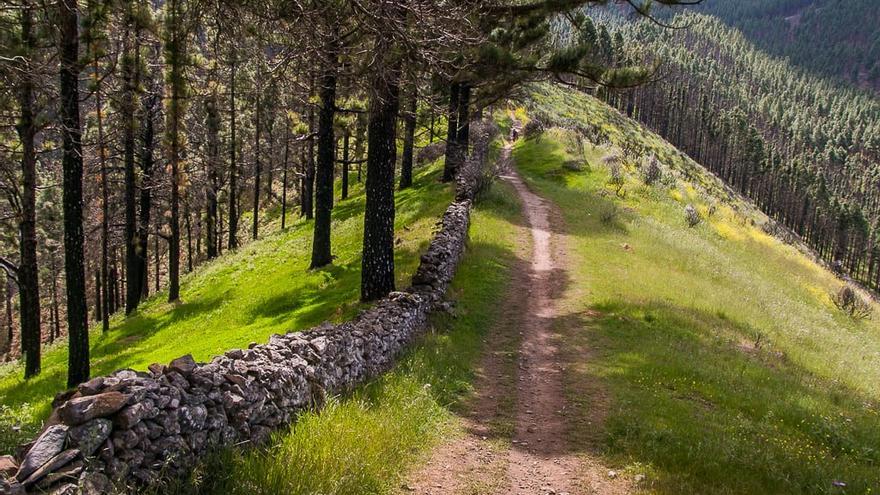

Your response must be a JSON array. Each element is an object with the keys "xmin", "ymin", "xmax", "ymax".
[{"xmin": 560, "ymin": 299, "xmax": 880, "ymax": 494}]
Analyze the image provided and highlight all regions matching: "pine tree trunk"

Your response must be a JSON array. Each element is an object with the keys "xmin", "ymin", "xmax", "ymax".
[
  {"xmin": 167, "ymin": 0, "xmax": 184, "ymax": 303},
  {"xmin": 16, "ymin": 1, "xmax": 41, "ymax": 378},
  {"xmin": 361, "ymin": 63, "xmax": 401, "ymax": 301},
  {"xmin": 206, "ymin": 92, "xmax": 220, "ymax": 260},
  {"xmin": 457, "ymin": 83, "xmax": 471, "ymax": 161},
  {"xmin": 51, "ymin": 254, "xmax": 60, "ymax": 343},
  {"xmin": 341, "ymin": 130, "xmax": 350, "ymax": 200},
  {"xmin": 124, "ymin": 29, "xmax": 141, "ymax": 315},
  {"xmin": 94, "ymin": 270, "xmax": 101, "ymax": 321},
  {"xmin": 60, "ymin": 0, "xmax": 90, "ymax": 388},
  {"xmin": 442, "ymin": 82, "xmax": 460, "ymax": 182},
  {"xmin": 5, "ymin": 277, "xmax": 13, "ymax": 355},
  {"xmin": 400, "ymin": 88, "xmax": 417, "ymax": 190},
  {"xmin": 252, "ymin": 85, "xmax": 262, "ymax": 241},
  {"xmin": 303, "ymin": 105, "xmax": 316, "ymax": 219},
  {"xmin": 311, "ymin": 47, "xmax": 338, "ymax": 269},
  {"xmin": 138, "ymin": 95, "xmax": 155, "ymax": 300},
  {"xmin": 94, "ymin": 51, "xmax": 110, "ymax": 333},
  {"xmin": 281, "ymin": 124, "xmax": 290, "ymax": 229},
  {"xmin": 228, "ymin": 54, "xmax": 239, "ymax": 250}
]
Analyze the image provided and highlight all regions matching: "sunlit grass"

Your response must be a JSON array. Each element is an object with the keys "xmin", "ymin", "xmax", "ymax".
[{"xmin": 0, "ymin": 163, "xmax": 452, "ymax": 451}]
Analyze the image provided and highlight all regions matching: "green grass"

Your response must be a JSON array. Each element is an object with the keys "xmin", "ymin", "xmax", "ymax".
[
  {"xmin": 512, "ymin": 86, "xmax": 880, "ymax": 494},
  {"xmin": 173, "ymin": 181, "xmax": 524, "ymax": 494},
  {"xmin": 0, "ymin": 163, "xmax": 453, "ymax": 452}
]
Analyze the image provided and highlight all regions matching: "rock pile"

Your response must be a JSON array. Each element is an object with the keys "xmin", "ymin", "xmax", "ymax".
[{"xmin": 0, "ymin": 175, "xmax": 476, "ymax": 494}]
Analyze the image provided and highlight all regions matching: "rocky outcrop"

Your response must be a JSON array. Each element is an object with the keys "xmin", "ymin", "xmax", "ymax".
[{"xmin": 0, "ymin": 173, "xmax": 477, "ymax": 494}]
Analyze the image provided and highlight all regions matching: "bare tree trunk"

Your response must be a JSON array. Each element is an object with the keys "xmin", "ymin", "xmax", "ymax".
[
  {"xmin": 124, "ymin": 26, "xmax": 142, "ymax": 315},
  {"xmin": 442, "ymin": 82, "xmax": 460, "ymax": 182},
  {"xmin": 311, "ymin": 41, "xmax": 338, "ymax": 269},
  {"xmin": 93, "ymin": 41, "xmax": 111, "ymax": 333},
  {"xmin": 400, "ymin": 86, "xmax": 417, "ymax": 190},
  {"xmin": 166, "ymin": 0, "xmax": 184, "ymax": 303},
  {"xmin": 16, "ymin": 0, "xmax": 41, "ymax": 377},
  {"xmin": 50, "ymin": 254, "xmax": 61, "ymax": 343},
  {"xmin": 228, "ymin": 53, "xmax": 239, "ymax": 250},
  {"xmin": 361, "ymin": 61, "xmax": 401, "ymax": 301},
  {"xmin": 138, "ymin": 93, "xmax": 157, "ymax": 300},
  {"xmin": 252, "ymin": 82, "xmax": 262, "ymax": 241},
  {"xmin": 281, "ymin": 123, "xmax": 290, "ymax": 229},
  {"xmin": 341, "ymin": 130, "xmax": 350, "ymax": 200},
  {"xmin": 60, "ymin": 0, "xmax": 90, "ymax": 387}
]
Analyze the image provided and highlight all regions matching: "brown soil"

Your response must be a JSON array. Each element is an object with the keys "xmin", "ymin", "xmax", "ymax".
[{"xmin": 406, "ymin": 144, "xmax": 630, "ymax": 495}]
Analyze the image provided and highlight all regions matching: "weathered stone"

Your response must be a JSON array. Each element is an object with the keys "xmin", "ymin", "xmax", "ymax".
[
  {"xmin": 67, "ymin": 419, "xmax": 112, "ymax": 457},
  {"xmin": 0, "ymin": 456, "xmax": 18, "ymax": 478},
  {"xmin": 58, "ymin": 392, "xmax": 128, "ymax": 426},
  {"xmin": 178, "ymin": 405, "xmax": 207, "ymax": 431},
  {"xmin": 21, "ymin": 449, "xmax": 79, "ymax": 487},
  {"xmin": 169, "ymin": 354, "xmax": 197, "ymax": 376},
  {"xmin": 0, "ymin": 479, "xmax": 24, "ymax": 495},
  {"xmin": 78, "ymin": 471, "xmax": 113, "ymax": 495},
  {"xmin": 16, "ymin": 425, "xmax": 68, "ymax": 481},
  {"xmin": 35, "ymin": 460, "xmax": 83, "ymax": 490},
  {"xmin": 77, "ymin": 377, "xmax": 105, "ymax": 396}
]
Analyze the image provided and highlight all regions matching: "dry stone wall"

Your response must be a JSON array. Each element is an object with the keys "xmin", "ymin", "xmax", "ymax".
[{"xmin": 0, "ymin": 172, "xmax": 476, "ymax": 495}]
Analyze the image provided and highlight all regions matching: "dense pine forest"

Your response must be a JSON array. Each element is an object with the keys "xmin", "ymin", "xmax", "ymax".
[
  {"xmin": 596, "ymin": 13, "xmax": 880, "ymax": 291},
  {"xmin": 696, "ymin": 0, "xmax": 880, "ymax": 91}
]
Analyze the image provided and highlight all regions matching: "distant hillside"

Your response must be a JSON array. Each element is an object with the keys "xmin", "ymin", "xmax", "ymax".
[
  {"xmin": 600, "ymin": 13, "xmax": 880, "ymax": 292},
  {"xmin": 695, "ymin": 0, "xmax": 880, "ymax": 91}
]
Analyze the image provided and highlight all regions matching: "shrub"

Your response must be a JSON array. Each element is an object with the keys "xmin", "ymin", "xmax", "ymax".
[
  {"xmin": 832, "ymin": 284, "xmax": 872, "ymax": 320},
  {"xmin": 522, "ymin": 118, "xmax": 545, "ymax": 141},
  {"xmin": 598, "ymin": 202, "xmax": 619, "ymax": 224},
  {"xmin": 685, "ymin": 204, "xmax": 701, "ymax": 227},
  {"xmin": 607, "ymin": 162, "xmax": 625, "ymax": 197},
  {"xmin": 643, "ymin": 155, "xmax": 662, "ymax": 185}
]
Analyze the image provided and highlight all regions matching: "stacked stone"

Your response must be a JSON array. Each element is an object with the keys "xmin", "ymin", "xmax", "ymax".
[{"xmin": 0, "ymin": 169, "xmax": 478, "ymax": 495}]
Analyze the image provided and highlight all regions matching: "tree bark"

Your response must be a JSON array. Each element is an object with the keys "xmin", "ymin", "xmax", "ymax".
[
  {"xmin": 311, "ymin": 44, "xmax": 338, "ymax": 269},
  {"xmin": 228, "ymin": 53, "xmax": 239, "ymax": 250},
  {"xmin": 281, "ymin": 124, "xmax": 290, "ymax": 229},
  {"xmin": 124, "ymin": 27, "xmax": 141, "ymax": 315},
  {"xmin": 457, "ymin": 83, "xmax": 471, "ymax": 160},
  {"xmin": 138, "ymin": 93, "xmax": 157, "ymax": 300},
  {"xmin": 442, "ymin": 82, "xmax": 460, "ymax": 182},
  {"xmin": 400, "ymin": 87, "xmax": 417, "ymax": 190},
  {"xmin": 16, "ymin": 1, "xmax": 41, "ymax": 378},
  {"xmin": 60, "ymin": 0, "xmax": 90, "ymax": 388},
  {"xmin": 206, "ymin": 92, "xmax": 220, "ymax": 259},
  {"xmin": 93, "ymin": 43, "xmax": 110, "ymax": 332},
  {"xmin": 252, "ymin": 82, "xmax": 262, "ymax": 241},
  {"xmin": 167, "ymin": 0, "xmax": 184, "ymax": 303},
  {"xmin": 361, "ymin": 63, "xmax": 401, "ymax": 301},
  {"xmin": 341, "ymin": 130, "xmax": 350, "ymax": 200}
]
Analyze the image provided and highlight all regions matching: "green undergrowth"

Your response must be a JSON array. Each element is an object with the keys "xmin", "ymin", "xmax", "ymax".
[
  {"xmin": 513, "ymin": 86, "xmax": 880, "ymax": 494},
  {"xmin": 0, "ymin": 163, "xmax": 452, "ymax": 452},
  {"xmin": 171, "ymin": 181, "xmax": 523, "ymax": 494}
]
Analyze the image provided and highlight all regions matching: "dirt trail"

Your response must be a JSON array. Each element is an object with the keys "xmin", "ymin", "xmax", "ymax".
[{"xmin": 406, "ymin": 142, "xmax": 627, "ymax": 495}]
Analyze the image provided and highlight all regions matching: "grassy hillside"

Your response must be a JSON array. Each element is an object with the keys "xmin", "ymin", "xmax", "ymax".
[
  {"xmin": 513, "ymin": 84, "xmax": 880, "ymax": 493},
  {"xmin": 0, "ymin": 163, "xmax": 452, "ymax": 452}
]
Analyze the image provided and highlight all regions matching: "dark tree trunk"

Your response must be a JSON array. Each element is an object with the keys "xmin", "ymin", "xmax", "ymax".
[
  {"xmin": 185, "ymin": 199, "xmax": 193, "ymax": 272},
  {"xmin": 60, "ymin": 0, "xmax": 90, "ymax": 388},
  {"xmin": 94, "ymin": 270, "xmax": 101, "ymax": 321},
  {"xmin": 400, "ymin": 88, "xmax": 417, "ymax": 190},
  {"xmin": 252, "ymin": 87, "xmax": 262, "ymax": 241},
  {"xmin": 50, "ymin": 254, "xmax": 60, "ymax": 343},
  {"xmin": 341, "ymin": 130, "xmax": 350, "ymax": 200},
  {"xmin": 138, "ymin": 94, "xmax": 156, "ymax": 300},
  {"xmin": 457, "ymin": 83, "xmax": 471, "ymax": 159},
  {"xmin": 442, "ymin": 82, "xmax": 460, "ymax": 182},
  {"xmin": 228, "ymin": 54, "xmax": 239, "ymax": 250},
  {"xmin": 16, "ymin": 1, "xmax": 41, "ymax": 378},
  {"xmin": 154, "ymin": 234, "xmax": 160, "ymax": 294},
  {"xmin": 167, "ymin": 0, "xmax": 183, "ymax": 303},
  {"xmin": 281, "ymin": 124, "xmax": 290, "ymax": 229},
  {"xmin": 302, "ymin": 106, "xmax": 316, "ymax": 219},
  {"xmin": 205, "ymin": 92, "xmax": 220, "ymax": 259},
  {"xmin": 311, "ymin": 48, "xmax": 338, "ymax": 269},
  {"xmin": 4, "ymin": 277, "xmax": 13, "ymax": 355},
  {"xmin": 124, "ymin": 31, "xmax": 141, "ymax": 315},
  {"xmin": 361, "ymin": 64, "xmax": 401, "ymax": 301},
  {"xmin": 94, "ymin": 53, "xmax": 110, "ymax": 333}
]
